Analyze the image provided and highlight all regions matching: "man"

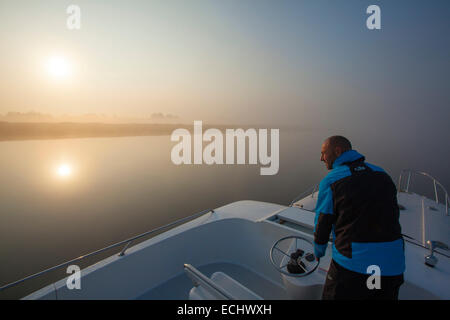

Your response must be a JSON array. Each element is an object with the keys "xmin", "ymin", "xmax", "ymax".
[{"xmin": 314, "ymin": 136, "xmax": 405, "ymax": 300}]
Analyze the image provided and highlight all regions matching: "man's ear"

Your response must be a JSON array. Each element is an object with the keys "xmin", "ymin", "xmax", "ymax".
[{"xmin": 334, "ymin": 146, "xmax": 343, "ymax": 157}]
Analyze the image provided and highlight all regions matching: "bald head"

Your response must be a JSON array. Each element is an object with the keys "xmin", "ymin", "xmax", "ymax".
[
  {"xmin": 320, "ymin": 136, "xmax": 352, "ymax": 170},
  {"xmin": 326, "ymin": 136, "xmax": 352, "ymax": 151}
]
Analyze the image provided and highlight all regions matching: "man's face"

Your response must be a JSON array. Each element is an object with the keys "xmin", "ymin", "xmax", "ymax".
[{"xmin": 320, "ymin": 140, "xmax": 338, "ymax": 170}]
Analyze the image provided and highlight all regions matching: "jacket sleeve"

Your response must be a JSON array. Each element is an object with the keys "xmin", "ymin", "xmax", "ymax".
[{"xmin": 313, "ymin": 179, "xmax": 335, "ymax": 257}]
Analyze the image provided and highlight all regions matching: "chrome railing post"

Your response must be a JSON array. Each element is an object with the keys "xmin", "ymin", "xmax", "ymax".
[
  {"xmin": 445, "ymin": 194, "xmax": 448, "ymax": 215},
  {"xmin": 312, "ymin": 184, "xmax": 318, "ymax": 199},
  {"xmin": 433, "ymin": 180, "xmax": 439, "ymax": 204},
  {"xmin": 406, "ymin": 172, "xmax": 411, "ymax": 192},
  {"xmin": 118, "ymin": 241, "xmax": 133, "ymax": 257}
]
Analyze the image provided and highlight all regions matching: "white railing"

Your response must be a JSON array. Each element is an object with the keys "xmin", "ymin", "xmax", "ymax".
[
  {"xmin": 289, "ymin": 184, "xmax": 319, "ymax": 207},
  {"xmin": 0, "ymin": 209, "xmax": 214, "ymax": 293},
  {"xmin": 398, "ymin": 169, "xmax": 449, "ymax": 216}
]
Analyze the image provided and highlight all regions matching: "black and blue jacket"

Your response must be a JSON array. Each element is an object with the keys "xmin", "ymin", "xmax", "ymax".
[{"xmin": 313, "ymin": 150, "xmax": 405, "ymax": 276}]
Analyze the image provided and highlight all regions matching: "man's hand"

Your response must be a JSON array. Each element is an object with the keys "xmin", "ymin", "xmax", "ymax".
[{"xmin": 314, "ymin": 242, "xmax": 327, "ymax": 260}]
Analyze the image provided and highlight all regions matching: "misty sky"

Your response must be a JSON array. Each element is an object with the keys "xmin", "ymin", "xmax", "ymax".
[{"xmin": 0, "ymin": 0, "xmax": 449, "ymax": 135}]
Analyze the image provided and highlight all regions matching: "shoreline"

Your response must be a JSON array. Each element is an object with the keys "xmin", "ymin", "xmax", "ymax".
[
  {"xmin": 0, "ymin": 122, "xmax": 182, "ymax": 142},
  {"xmin": 0, "ymin": 121, "xmax": 304, "ymax": 142}
]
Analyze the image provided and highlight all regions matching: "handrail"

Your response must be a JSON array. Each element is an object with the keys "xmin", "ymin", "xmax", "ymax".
[
  {"xmin": 290, "ymin": 170, "xmax": 449, "ymax": 216},
  {"xmin": 289, "ymin": 184, "xmax": 319, "ymax": 207},
  {"xmin": 398, "ymin": 169, "xmax": 449, "ymax": 216},
  {"xmin": 183, "ymin": 264, "xmax": 234, "ymax": 300},
  {"xmin": 0, "ymin": 208, "xmax": 214, "ymax": 292}
]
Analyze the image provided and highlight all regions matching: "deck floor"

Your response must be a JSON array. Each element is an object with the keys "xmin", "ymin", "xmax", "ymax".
[{"xmin": 137, "ymin": 262, "xmax": 288, "ymax": 300}]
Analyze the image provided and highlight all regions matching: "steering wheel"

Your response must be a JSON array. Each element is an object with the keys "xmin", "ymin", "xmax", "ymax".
[{"xmin": 270, "ymin": 236, "xmax": 320, "ymax": 277}]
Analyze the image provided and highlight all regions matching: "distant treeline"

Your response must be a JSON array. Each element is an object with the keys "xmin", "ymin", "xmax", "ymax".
[
  {"xmin": 0, "ymin": 122, "xmax": 185, "ymax": 141},
  {"xmin": 0, "ymin": 122, "xmax": 307, "ymax": 141},
  {"xmin": 0, "ymin": 122, "xmax": 276, "ymax": 141}
]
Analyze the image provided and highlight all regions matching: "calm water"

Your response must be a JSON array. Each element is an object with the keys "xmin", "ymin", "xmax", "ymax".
[{"xmin": 0, "ymin": 129, "xmax": 448, "ymax": 297}]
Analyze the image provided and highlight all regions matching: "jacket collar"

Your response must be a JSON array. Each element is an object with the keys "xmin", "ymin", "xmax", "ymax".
[{"xmin": 332, "ymin": 150, "xmax": 365, "ymax": 169}]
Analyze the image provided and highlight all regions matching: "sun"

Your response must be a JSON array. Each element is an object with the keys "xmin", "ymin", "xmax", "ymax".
[
  {"xmin": 57, "ymin": 164, "xmax": 72, "ymax": 177},
  {"xmin": 46, "ymin": 55, "xmax": 72, "ymax": 78}
]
